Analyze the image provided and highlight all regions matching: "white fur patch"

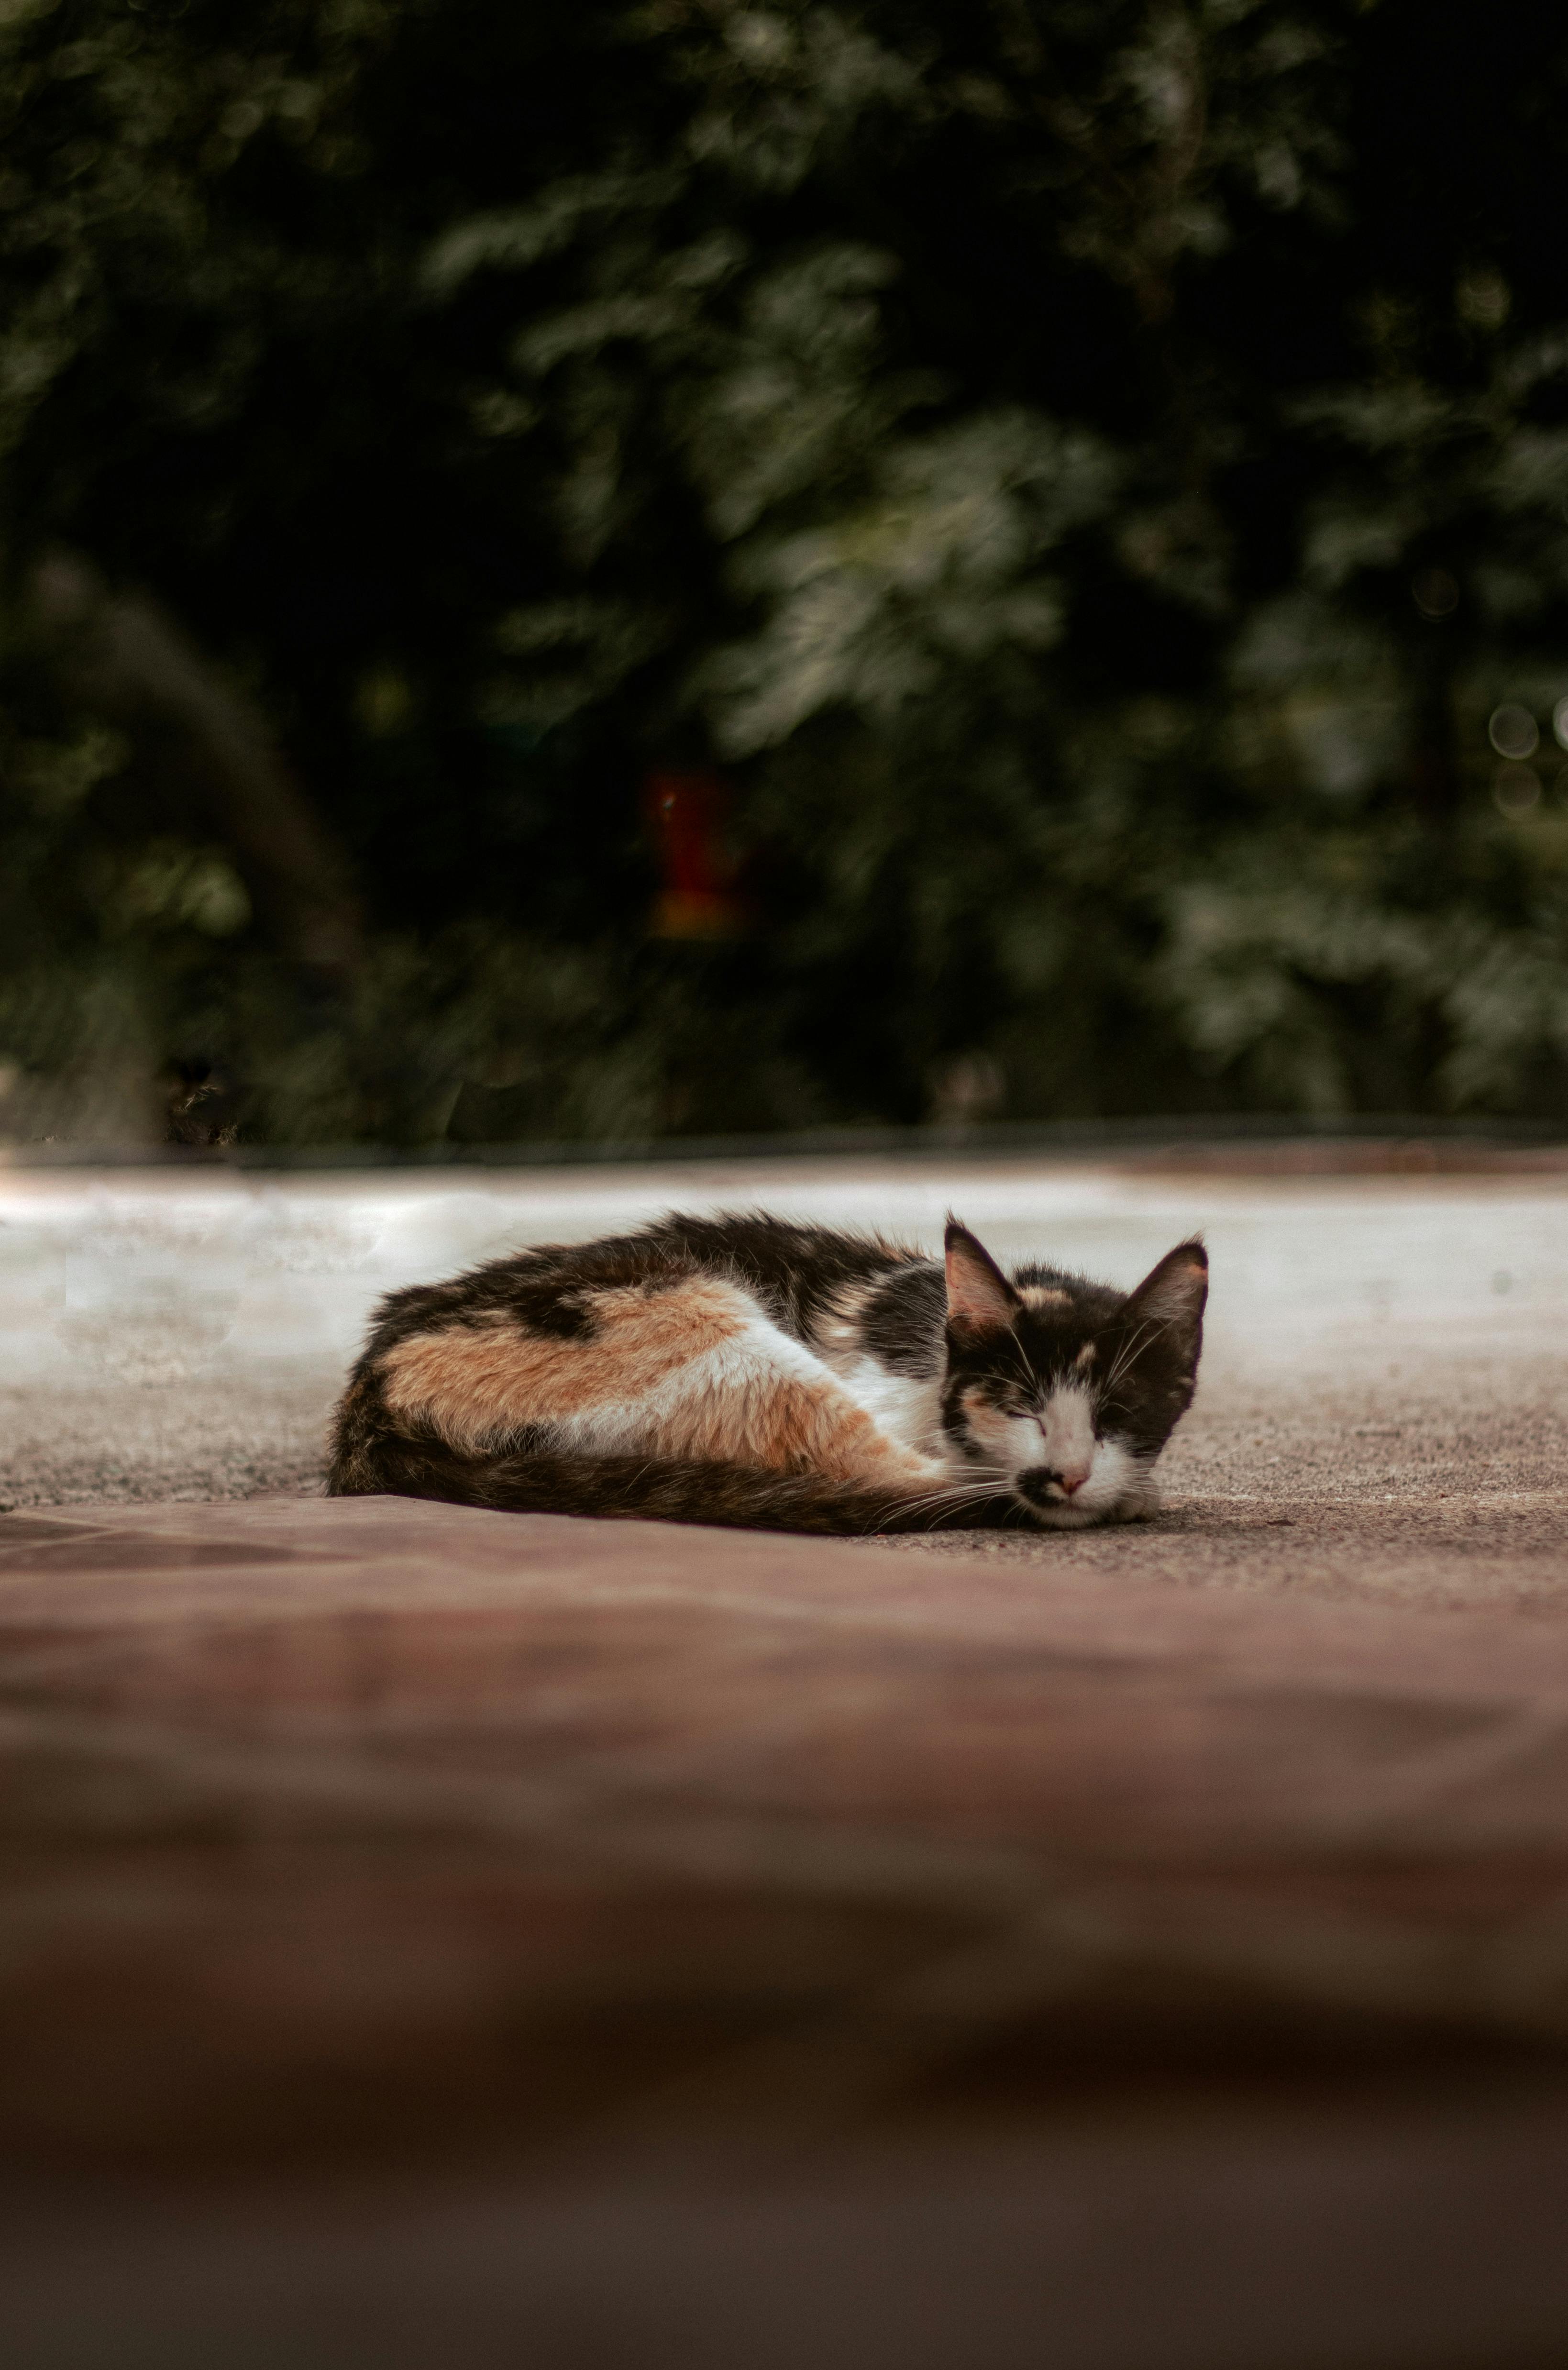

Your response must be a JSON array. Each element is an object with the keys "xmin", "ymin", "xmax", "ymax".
[
  {"xmin": 1035, "ymin": 1381, "xmax": 1096, "ymax": 1488},
  {"xmin": 833, "ymin": 1356, "xmax": 948, "ymax": 1460}
]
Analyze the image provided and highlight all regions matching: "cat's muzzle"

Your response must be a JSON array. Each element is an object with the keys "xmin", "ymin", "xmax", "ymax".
[{"xmin": 1016, "ymin": 1465, "xmax": 1082, "ymax": 1509}]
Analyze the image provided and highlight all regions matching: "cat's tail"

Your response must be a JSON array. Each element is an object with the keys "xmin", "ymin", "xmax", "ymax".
[{"xmin": 327, "ymin": 1418, "xmax": 1021, "ymax": 1537}]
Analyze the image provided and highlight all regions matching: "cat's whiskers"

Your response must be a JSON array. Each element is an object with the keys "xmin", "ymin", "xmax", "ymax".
[
  {"xmin": 912, "ymin": 1478, "xmax": 1011, "ymax": 1506},
  {"xmin": 861, "ymin": 1474, "xmax": 1022, "ymax": 1529},
  {"xmin": 1100, "ymin": 1316, "xmax": 1170, "ymax": 1401}
]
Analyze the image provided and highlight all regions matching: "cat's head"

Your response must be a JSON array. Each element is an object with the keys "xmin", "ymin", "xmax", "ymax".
[{"xmin": 939, "ymin": 1217, "xmax": 1207, "ymax": 1526}]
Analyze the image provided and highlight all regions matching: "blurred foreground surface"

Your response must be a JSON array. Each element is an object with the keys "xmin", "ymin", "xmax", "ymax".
[
  {"xmin": 7, "ymin": 1494, "xmax": 1568, "ymax": 2366},
  {"xmin": 4, "ymin": 1150, "xmax": 1568, "ymax": 2365}
]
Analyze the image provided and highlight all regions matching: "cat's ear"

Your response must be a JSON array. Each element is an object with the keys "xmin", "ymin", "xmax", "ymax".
[
  {"xmin": 1123, "ymin": 1238, "xmax": 1207, "ymax": 1365},
  {"xmin": 944, "ymin": 1218, "xmax": 1020, "ymax": 1338}
]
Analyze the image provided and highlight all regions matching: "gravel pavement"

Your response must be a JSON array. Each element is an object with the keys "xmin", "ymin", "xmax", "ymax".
[{"xmin": 1, "ymin": 1152, "xmax": 1563, "ymax": 1612}]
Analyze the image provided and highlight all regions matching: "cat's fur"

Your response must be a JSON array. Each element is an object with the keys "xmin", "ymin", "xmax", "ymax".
[{"xmin": 329, "ymin": 1212, "xmax": 1206, "ymax": 1536}]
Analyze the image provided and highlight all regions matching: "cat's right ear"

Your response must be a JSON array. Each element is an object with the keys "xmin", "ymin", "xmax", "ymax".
[{"xmin": 944, "ymin": 1218, "xmax": 1020, "ymax": 1339}]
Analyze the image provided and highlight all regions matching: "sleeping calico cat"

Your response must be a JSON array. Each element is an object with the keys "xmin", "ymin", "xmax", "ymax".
[{"xmin": 329, "ymin": 1212, "xmax": 1206, "ymax": 1535}]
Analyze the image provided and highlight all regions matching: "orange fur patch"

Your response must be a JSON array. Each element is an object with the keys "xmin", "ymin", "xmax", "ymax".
[
  {"xmin": 380, "ymin": 1277, "xmax": 753, "ymax": 1452},
  {"xmin": 646, "ymin": 1364, "xmax": 934, "ymax": 1484}
]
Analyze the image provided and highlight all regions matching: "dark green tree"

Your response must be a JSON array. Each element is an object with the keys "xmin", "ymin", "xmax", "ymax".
[{"xmin": 1, "ymin": 0, "xmax": 1567, "ymax": 1142}]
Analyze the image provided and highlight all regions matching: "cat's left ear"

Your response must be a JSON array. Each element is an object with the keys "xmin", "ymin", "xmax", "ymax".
[
  {"xmin": 944, "ymin": 1218, "xmax": 1021, "ymax": 1339},
  {"xmin": 1123, "ymin": 1238, "xmax": 1207, "ymax": 1367}
]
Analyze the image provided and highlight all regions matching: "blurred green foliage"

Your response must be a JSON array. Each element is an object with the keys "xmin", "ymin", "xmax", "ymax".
[{"xmin": 4, "ymin": 0, "xmax": 1568, "ymax": 1142}]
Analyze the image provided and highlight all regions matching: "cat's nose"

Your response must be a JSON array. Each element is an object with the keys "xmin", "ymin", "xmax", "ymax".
[{"xmin": 1060, "ymin": 1466, "xmax": 1091, "ymax": 1495}]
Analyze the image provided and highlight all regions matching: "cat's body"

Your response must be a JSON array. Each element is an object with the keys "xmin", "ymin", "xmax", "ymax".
[{"xmin": 329, "ymin": 1211, "xmax": 1207, "ymax": 1535}]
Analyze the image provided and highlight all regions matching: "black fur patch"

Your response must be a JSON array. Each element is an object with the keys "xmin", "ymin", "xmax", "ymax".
[
  {"xmin": 859, "ymin": 1262, "xmax": 947, "ymax": 1376},
  {"xmin": 644, "ymin": 1210, "xmax": 925, "ymax": 1340}
]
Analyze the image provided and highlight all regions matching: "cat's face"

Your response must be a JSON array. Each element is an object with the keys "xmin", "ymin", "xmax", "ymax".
[{"xmin": 939, "ymin": 1220, "xmax": 1207, "ymax": 1527}]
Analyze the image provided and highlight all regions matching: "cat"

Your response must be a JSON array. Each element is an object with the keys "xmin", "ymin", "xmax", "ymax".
[{"xmin": 329, "ymin": 1211, "xmax": 1206, "ymax": 1535}]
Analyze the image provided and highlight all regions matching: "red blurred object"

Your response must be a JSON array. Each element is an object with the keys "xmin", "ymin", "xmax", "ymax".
[{"xmin": 641, "ymin": 769, "xmax": 750, "ymax": 939}]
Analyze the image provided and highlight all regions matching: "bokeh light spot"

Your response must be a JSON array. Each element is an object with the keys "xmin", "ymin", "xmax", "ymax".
[{"xmin": 1489, "ymin": 704, "xmax": 1539, "ymax": 759}]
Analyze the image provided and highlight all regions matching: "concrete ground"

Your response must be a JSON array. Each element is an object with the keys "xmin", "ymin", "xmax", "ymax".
[{"xmin": 2, "ymin": 1150, "xmax": 1565, "ymax": 1609}]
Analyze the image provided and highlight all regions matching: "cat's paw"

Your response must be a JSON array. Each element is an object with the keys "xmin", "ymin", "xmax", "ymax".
[{"xmin": 871, "ymin": 1447, "xmax": 952, "ymax": 1489}]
